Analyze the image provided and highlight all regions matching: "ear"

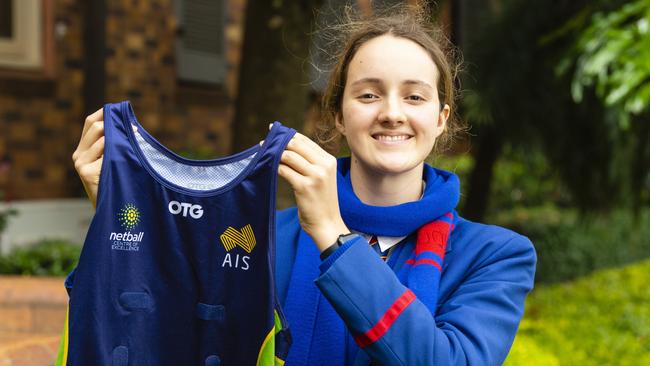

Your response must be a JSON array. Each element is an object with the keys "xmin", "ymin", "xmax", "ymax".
[
  {"xmin": 335, "ymin": 113, "xmax": 345, "ymax": 135},
  {"xmin": 436, "ymin": 104, "xmax": 450, "ymax": 134}
]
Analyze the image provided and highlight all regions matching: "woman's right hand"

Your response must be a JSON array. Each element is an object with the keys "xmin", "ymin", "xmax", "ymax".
[
  {"xmin": 278, "ymin": 132, "xmax": 349, "ymax": 253},
  {"xmin": 72, "ymin": 108, "xmax": 104, "ymax": 208}
]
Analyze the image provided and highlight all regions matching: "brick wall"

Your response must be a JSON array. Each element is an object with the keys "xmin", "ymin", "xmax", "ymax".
[
  {"xmin": 0, "ymin": 0, "xmax": 85, "ymax": 200},
  {"xmin": 0, "ymin": 0, "xmax": 246, "ymax": 201},
  {"xmin": 104, "ymin": 0, "xmax": 245, "ymax": 156}
]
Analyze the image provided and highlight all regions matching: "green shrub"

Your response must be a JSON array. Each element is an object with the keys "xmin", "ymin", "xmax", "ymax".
[
  {"xmin": 0, "ymin": 239, "xmax": 81, "ymax": 276},
  {"xmin": 430, "ymin": 153, "xmax": 474, "ymax": 210},
  {"xmin": 505, "ymin": 336, "xmax": 559, "ymax": 366},
  {"xmin": 505, "ymin": 260, "xmax": 650, "ymax": 365},
  {"xmin": 433, "ymin": 146, "xmax": 570, "ymax": 214},
  {"xmin": 0, "ymin": 206, "xmax": 17, "ymax": 234},
  {"xmin": 488, "ymin": 146, "xmax": 572, "ymax": 211},
  {"xmin": 491, "ymin": 206, "xmax": 650, "ymax": 283}
]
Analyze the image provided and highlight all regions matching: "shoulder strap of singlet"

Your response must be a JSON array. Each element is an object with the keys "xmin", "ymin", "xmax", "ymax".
[
  {"xmin": 254, "ymin": 122, "xmax": 296, "ymax": 170},
  {"xmin": 93, "ymin": 102, "xmax": 135, "ymax": 210},
  {"xmin": 255, "ymin": 123, "xmax": 296, "ymax": 364},
  {"xmin": 103, "ymin": 101, "xmax": 133, "ymax": 149}
]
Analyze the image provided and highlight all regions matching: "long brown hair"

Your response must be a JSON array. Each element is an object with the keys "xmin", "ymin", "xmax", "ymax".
[{"xmin": 316, "ymin": 3, "xmax": 463, "ymax": 154}]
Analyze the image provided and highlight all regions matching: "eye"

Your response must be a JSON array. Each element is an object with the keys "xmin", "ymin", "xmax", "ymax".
[
  {"xmin": 359, "ymin": 93, "xmax": 378, "ymax": 100},
  {"xmin": 407, "ymin": 95, "xmax": 426, "ymax": 101},
  {"xmin": 356, "ymin": 93, "xmax": 380, "ymax": 103}
]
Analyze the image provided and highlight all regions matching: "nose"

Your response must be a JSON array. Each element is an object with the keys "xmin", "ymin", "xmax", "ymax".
[{"xmin": 378, "ymin": 94, "xmax": 406, "ymax": 126}]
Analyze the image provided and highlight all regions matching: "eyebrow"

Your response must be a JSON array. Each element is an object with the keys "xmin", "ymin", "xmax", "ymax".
[
  {"xmin": 350, "ymin": 78, "xmax": 433, "ymax": 90},
  {"xmin": 403, "ymin": 79, "xmax": 434, "ymax": 90},
  {"xmin": 350, "ymin": 78, "xmax": 381, "ymax": 87}
]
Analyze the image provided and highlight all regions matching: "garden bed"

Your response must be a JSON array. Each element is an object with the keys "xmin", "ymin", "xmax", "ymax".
[{"xmin": 506, "ymin": 259, "xmax": 650, "ymax": 365}]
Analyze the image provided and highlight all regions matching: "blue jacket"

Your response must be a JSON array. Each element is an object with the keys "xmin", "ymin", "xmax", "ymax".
[{"xmin": 276, "ymin": 207, "xmax": 536, "ymax": 365}]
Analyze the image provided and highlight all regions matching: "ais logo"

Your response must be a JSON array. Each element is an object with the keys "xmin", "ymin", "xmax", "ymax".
[
  {"xmin": 219, "ymin": 224, "xmax": 256, "ymax": 271},
  {"xmin": 110, "ymin": 203, "xmax": 145, "ymax": 252}
]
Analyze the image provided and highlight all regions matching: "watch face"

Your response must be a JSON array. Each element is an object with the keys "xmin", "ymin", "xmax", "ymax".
[{"xmin": 338, "ymin": 233, "xmax": 357, "ymax": 244}]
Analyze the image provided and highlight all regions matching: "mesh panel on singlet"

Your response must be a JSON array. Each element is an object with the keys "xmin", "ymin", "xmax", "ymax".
[{"xmin": 134, "ymin": 127, "xmax": 256, "ymax": 191}]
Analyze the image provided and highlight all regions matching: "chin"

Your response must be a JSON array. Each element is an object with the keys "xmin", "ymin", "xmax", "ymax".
[
  {"xmin": 351, "ymin": 149, "xmax": 426, "ymax": 176},
  {"xmin": 370, "ymin": 158, "xmax": 421, "ymax": 176}
]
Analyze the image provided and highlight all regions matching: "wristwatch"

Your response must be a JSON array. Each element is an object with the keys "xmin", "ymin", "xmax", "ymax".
[{"xmin": 320, "ymin": 233, "xmax": 358, "ymax": 260}]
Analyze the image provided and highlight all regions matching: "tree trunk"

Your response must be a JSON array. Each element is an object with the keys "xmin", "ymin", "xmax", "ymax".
[
  {"xmin": 631, "ymin": 115, "xmax": 650, "ymax": 219},
  {"xmin": 232, "ymin": 1, "xmax": 319, "ymax": 151},
  {"xmin": 463, "ymin": 125, "xmax": 503, "ymax": 221}
]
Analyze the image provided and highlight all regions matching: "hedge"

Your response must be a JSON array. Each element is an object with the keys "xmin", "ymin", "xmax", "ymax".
[
  {"xmin": 505, "ymin": 259, "xmax": 650, "ymax": 365},
  {"xmin": 491, "ymin": 206, "xmax": 650, "ymax": 283},
  {"xmin": 0, "ymin": 239, "xmax": 81, "ymax": 276}
]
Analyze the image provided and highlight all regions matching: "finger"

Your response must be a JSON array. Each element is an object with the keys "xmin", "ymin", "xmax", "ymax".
[
  {"xmin": 74, "ymin": 135, "xmax": 104, "ymax": 171},
  {"xmin": 278, "ymin": 163, "xmax": 307, "ymax": 191},
  {"xmin": 285, "ymin": 134, "xmax": 326, "ymax": 165},
  {"xmin": 78, "ymin": 156, "xmax": 103, "ymax": 183},
  {"xmin": 280, "ymin": 149, "xmax": 316, "ymax": 177},
  {"xmin": 291, "ymin": 132, "xmax": 327, "ymax": 155},
  {"xmin": 81, "ymin": 108, "xmax": 104, "ymax": 137},
  {"xmin": 87, "ymin": 157, "xmax": 103, "ymax": 184},
  {"xmin": 76, "ymin": 121, "xmax": 104, "ymax": 153},
  {"xmin": 76, "ymin": 136, "xmax": 105, "ymax": 166}
]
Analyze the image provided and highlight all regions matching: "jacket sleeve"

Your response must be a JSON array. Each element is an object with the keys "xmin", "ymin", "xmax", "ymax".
[{"xmin": 314, "ymin": 234, "xmax": 536, "ymax": 365}]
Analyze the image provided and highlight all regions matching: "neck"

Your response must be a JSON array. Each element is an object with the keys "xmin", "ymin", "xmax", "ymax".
[{"xmin": 350, "ymin": 159, "xmax": 424, "ymax": 206}]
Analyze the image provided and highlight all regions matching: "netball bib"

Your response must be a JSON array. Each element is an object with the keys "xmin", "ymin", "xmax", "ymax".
[{"xmin": 59, "ymin": 101, "xmax": 294, "ymax": 366}]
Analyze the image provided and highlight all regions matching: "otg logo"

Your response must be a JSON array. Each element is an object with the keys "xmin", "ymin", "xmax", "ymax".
[{"xmin": 168, "ymin": 201, "xmax": 204, "ymax": 219}]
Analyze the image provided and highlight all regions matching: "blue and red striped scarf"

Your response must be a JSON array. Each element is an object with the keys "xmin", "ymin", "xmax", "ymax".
[{"xmin": 283, "ymin": 158, "xmax": 460, "ymax": 365}]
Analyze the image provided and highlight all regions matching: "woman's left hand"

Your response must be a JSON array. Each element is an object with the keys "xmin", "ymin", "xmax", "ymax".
[{"xmin": 278, "ymin": 132, "xmax": 349, "ymax": 252}]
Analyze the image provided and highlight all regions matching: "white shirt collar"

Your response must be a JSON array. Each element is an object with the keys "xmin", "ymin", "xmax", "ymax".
[{"xmin": 354, "ymin": 232, "xmax": 408, "ymax": 253}]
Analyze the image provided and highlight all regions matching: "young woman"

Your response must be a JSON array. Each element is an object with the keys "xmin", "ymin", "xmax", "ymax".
[{"xmin": 72, "ymin": 6, "xmax": 535, "ymax": 366}]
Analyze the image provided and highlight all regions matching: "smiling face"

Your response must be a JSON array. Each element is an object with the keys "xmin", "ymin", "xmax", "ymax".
[{"xmin": 336, "ymin": 34, "xmax": 450, "ymax": 178}]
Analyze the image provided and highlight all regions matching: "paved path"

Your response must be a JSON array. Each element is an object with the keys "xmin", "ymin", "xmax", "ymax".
[{"xmin": 0, "ymin": 276, "xmax": 67, "ymax": 365}]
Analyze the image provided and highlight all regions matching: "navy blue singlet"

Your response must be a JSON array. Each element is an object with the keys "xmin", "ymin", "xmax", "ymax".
[{"xmin": 61, "ymin": 101, "xmax": 295, "ymax": 366}]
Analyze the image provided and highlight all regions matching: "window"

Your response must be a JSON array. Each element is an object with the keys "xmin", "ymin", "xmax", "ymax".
[
  {"xmin": 0, "ymin": 0, "xmax": 43, "ymax": 70},
  {"xmin": 0, "ymin": 0, "xmax": 12, "ymax": 38},
  {"xmin": 174, "ymin": 0, "xmax": 226, "ymax": 85}
]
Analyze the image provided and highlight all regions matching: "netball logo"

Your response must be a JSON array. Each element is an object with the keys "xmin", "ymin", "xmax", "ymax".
[
  {"xmin": 110, "ymin": 203, "xmax": 145, "ymax": 252},
  {"xmin": 117, "ymin": 203, "xmax": 141, "ymax": 230},
  {"xmin": 219, "ymin": 224, "xmax": 256, "ymax": 271}
]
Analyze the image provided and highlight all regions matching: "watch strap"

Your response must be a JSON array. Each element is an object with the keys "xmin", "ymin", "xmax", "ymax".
[
  {"xmin": 319, "ymin": 232, "xmax": 357, "ymax": 261},
  {"xmin": 319, "ymin": 242, "xmax": 340, "ymax": 261}
]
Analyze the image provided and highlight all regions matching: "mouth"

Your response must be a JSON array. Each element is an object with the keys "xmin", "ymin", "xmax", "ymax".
[{"xmin": 372, "ymin": 134, "xmax": 413, "ymax": 142}]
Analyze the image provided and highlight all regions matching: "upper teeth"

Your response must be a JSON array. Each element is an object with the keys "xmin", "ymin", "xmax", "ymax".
[{"xmin": 376, "ymin": 135, "xmax": 409, "ymax": 141}]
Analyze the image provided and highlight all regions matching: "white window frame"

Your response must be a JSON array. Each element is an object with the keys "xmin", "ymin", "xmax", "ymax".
[{"xmin": 0, "ymin": 0, "xmax": 43, "ymax": 70}]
